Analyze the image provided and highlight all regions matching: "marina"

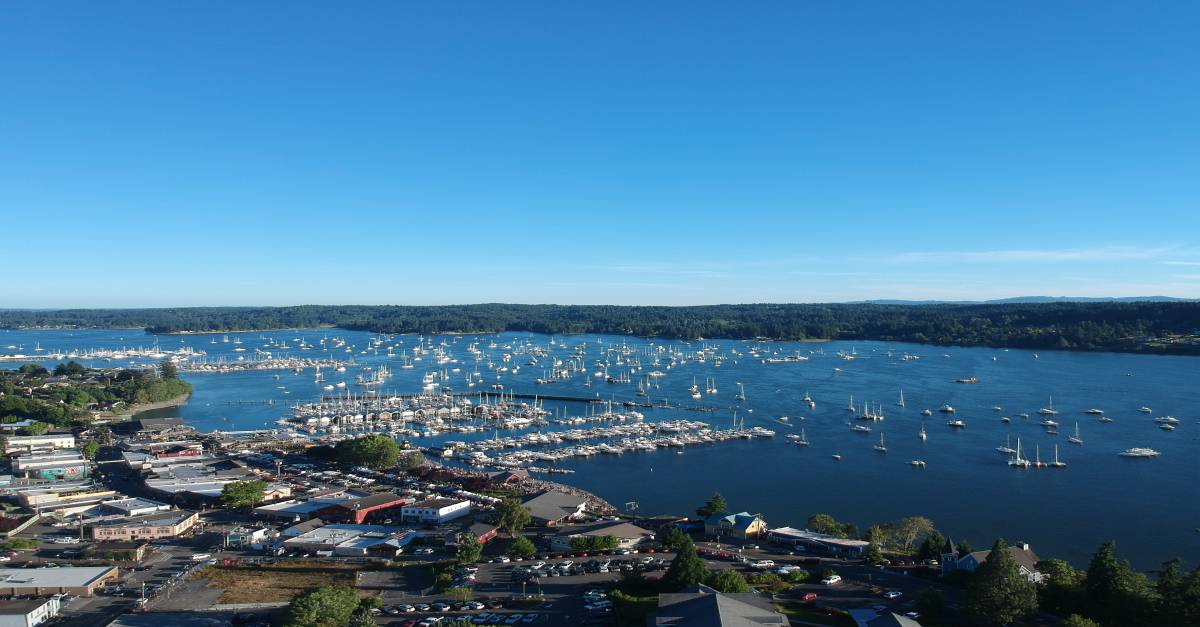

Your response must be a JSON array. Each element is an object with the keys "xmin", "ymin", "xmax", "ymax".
[{"xmin": 2, "ymin": 326, "xmax": 1197, "ymax": 568}]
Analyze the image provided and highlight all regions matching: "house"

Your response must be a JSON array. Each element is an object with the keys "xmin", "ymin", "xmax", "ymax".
[
  {"xmin": 848, "ymin": 609, "xmax": 923, "ymax": 627},
  {"xmin": 0, "ymin": 597, "xmax": 61, "ymax": 626},
  {"xmin": 91, "ymin": 511, "xmax": 199, "ymax": 541},
  {"xmin": 550, "ymin": 521, "xmax": 654, "ymax": 551},
  {"xmin": 225, "ymin": 526, "xmax": 275, "ymax": 549},
  {"xmin": 399, "ymin": 498, "xmax": 471, "ymax": 524},
  {"xmin": 0, "ymin": 566, "xmax": 119, "ymax": 597},
  {"xmin": 486, "ymin": 470, "xmax": 529, "ymax": 484},
  {"xmin": 320, "ymin": 492, "xmax": 408, "ymax": 525},
  {"xmin": 767, "ymin": 527, "xmax": 869, "ymax": 557},
  {"xmin": 650, "ymin": 584, "xmax": 789, "ymax": 626},
  {"xmin": 941, "ymin": 542, "xmax": 1045, "ymax": 583},
  {"xmin": 522, "ymin": 491, "xmax": 587, "ymax": 527},
  {"xmin": 705, "ymin": 512, "xmax": 768, "ymax": 541}
]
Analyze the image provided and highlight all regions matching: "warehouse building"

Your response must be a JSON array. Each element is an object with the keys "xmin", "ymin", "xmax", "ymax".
[{"xmin": 0, "ymin": 566, "xmax": 118, "ymax": 597}]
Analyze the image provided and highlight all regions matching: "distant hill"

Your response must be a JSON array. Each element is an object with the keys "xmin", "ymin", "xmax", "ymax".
[{"xmin": 857, "ymin": 296, "xmax": 1194, "ymax": 305}]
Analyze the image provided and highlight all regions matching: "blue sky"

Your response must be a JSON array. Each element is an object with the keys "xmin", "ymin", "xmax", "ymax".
[{"xmin": 2, "ymin": 2, "xmax": 1198, "ymax": 307}]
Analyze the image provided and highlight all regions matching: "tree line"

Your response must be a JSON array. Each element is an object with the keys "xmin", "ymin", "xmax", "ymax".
[
  {"xmin": 2, "ymin": 302, "xmax": 1199, "ymax": 353},
  {"xmin": 1, "ymin": 360, "xmax": 192, "ymax": 429}
]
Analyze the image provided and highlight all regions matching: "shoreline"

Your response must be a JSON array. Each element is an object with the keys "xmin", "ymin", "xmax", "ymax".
[{"xmin": 110, "ymin": 393, "xmax": 192, "ymax": 418}]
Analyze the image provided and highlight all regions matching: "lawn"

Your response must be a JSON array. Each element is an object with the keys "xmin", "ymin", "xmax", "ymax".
[
  {"xmin": 774, "ymin": 602, "xmax": 857, "ymax": 626},
  {"xmin": 196, "ymin": 560, "xmax": 359, "ymax": 604}
]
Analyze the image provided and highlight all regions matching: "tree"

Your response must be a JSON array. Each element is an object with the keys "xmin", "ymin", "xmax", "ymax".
[
  {"xmin": 22, "ymin": 421, "xmax": 49, "ymax": 436},
  {"xmin": 1059, "ymin": 615, "xmax": 1100, "ymax": 627},
  {"xmin": 864, "ymin": 543, "xmax": 884, "ymax": 565},
  {"xmin": 917, "ymin": 530, "xmax": 947, "ymax": 562},
  {"xmin": 661, "ymin": 527, "xmax": 690, "ymax": 552},
  {"xmin": 282, "ymin": 585, "xmax": 361, "ymax": 627},
  {"xmin": 962, "ymin": 538, "xmax": 1038, "ymax": 625},
  {"xmin": 896, "ymin": 516, "xmax": 935, "ymax": 553},
  {"xmin": 456, "ymin": 533, "xmax": 482, "ymax": 564},
  {"xmin": 1155, "ymin": 557, "xmax": 1200, "ymax": 626},
  {"xmin": 348, "ymin": 612, "xmax": 377, "ymax": 627},
  {"xmin": 495, "ymin": 497, "xmax": 532, "ymax": 536},
  {"xmin": 1037, "ymin": 559, "xmax": 1084, "ymax": 616},
  {"xmin": 446, "ymin": 587, "xmax": 473, "ymax": 603},
  {"xmin": 53, "ymin": 361, "xmax": 88, "ymax": 377},
  {"xmin": 662, "ymin": 538, "xmax": 707, "ymax": 591},
  {"xmin": 955, "ymin": 539, "xmax": 974, "ymax": 557},
  {"xmin": 915, "ymin": 587, "xmax": 945, "ymax": 624},
  {"xmin": 1084, "ymin": 541, "xmax": 1154, "ymax": 626},
  {"xmin": 219, "ymin": 479, "xmax": 267, "ymax": 508},
  {"xmin": 696, "ymin": 492, "xmax": 728, "ymax": 519},
  {"xmin": 81, "ymin": 440, "xmax": 100, "ymax": 459},
  {"xmin": 334, "ymin": 434, "xmax": 401, "ymax": 470},
  {"xmin": 705, "ymin": 569, "xmax": 750, "ymax": 593},
  {"xmin": 159, "ymin": 359, "xmax": 179, "ymax": 380},
  {"xmin": 396, "ymin": 450, "xmax": 424, "ymax": 470},
  {"xmin": 507, "ymin": 535, "xmax": 536, "ymax": 559},
  {"xmin": 806, "ymin": 513, "xmax": 854, "ymax": 538},
  {"xmin": 786, "ymin": 569, "xmax": 810, "ymax": 584}
]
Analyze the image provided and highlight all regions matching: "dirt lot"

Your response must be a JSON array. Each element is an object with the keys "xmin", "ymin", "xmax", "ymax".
[{"xmin": 196, "ymin": 560, "xmax": 359, "ymax": 603}]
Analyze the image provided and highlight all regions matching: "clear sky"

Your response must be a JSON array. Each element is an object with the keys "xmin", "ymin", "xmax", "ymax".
[{"xmin": 2, "ymin": 2, "xmax": 1198, "ymax": 307}]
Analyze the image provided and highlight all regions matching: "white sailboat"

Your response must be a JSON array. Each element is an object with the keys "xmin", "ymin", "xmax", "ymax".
[
  {"xmin": 919, "ymin": 421, "xmax": 927, "ymax": 441},
  {"xmin": 1008, "ymin": 437, "xmax": 1031, "ymax": 467},
  {"xmin": 897, "ymin": 389, "xmax": 906, "ymax": 407},
  {"xmin": 1068, "ymin": 422, "xmax": 1083, "ymax": 445},
  {"xmin": 1037, "ymin": 395, "xmax": 1059, "ymax": 415},
  {"xmin": 735, "ymin": 382, "xmax": 746, "ymax": 401},
  {"xmin": 803, "ymin": 391, "xmax": 815, "ymax": 408},
  {"xmin": 1049, "ymin": 445, "xmax": 1067, "ymax": 467},
  {"xmin": 874, "ymin": 432, "xmax": 887, "ymax": 452}
]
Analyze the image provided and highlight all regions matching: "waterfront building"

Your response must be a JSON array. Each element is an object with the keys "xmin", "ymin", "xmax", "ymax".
[
  {"xmin": 940, "ymin": 542, "xmax": 1045, "ymax": 583},
  {"xmin": 521, "ymin": 491, "xmax": 587, "ymax": 527},
  {"xmin": 399, "ymin": 498, "xmax": 471, "ymax": 524},
  {"xmin": 705, "ymin": 512, "xmax": 768, "ymax": 541},
  {"xmin": 321, "ymin": 492, "xmax": 409, "ymax": 525},
  {"xmin": 767, "ymin": 527, "xmax": 869, "ymax": 557},
  {"xmin": 550, "ymin": 520, "xmax": 654, "ymax": 551}
]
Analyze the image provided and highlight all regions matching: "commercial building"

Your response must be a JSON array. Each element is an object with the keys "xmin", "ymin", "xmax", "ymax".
[
  {"xmin": 16, "ymin": 485, "xmax": 117, "ymax": 511},
  {"xmin": 0, "ymin": 566, "xmax": 119, "ymax": 597},
  {"xmin": 399, "ymin": 498, "xmax": 470, "ymax": 524},
  {"xmin": 522, "ymin": 491, "xmax": 587, "ymax": 527},
  {"xmin": 282, "ymin": 523, "xmax": 414, "ymax": 555},
  {"xmin": 0, "ymin": 598, "xmax": 61, "ymax": 627},
  {"xmin": 91, "ymin": 511, "xmax": 199, "ymax": 541},
  {"xmin": 320, "ymin": 492, "xmax": 408, "ymax": 525},
  {"xmin": 2, "ymin": 434, "xmax": 75, "ymax": 454},
  {"xmin": 651, "ymin": 584, "xmax": 789, "ymax": 626},
  {"xmin": 253, "ymin": 492, "xmax": 361, "ymax": 521},
  {"xmin": 10, "ymin": 451, "xmax": 89, "ymax": 481},
  {"xmin": 551, "ymin": 521, "xmax": 654, "ymax": 551},
  {"xmin": 705, "ymin": 512, "xmax": 768, "ymax": 540},
  {"xmin": 767, "ymin": 527, "xmax": 869, "ymax": 557},
  {"xmin": 99, "ymin": 497, "xmax": 172, "ymax": 518}
]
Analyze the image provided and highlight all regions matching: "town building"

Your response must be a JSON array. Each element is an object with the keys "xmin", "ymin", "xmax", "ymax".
[
  {"xmin": 2, "ymin": 434, "xmax": 76, "ymax": 455},
  {"xmin": 225, "ymin": 526, "xmax": 275, "ymax": 549},
  {"xmin": 447, "ymin": 523, "xmax": 498, "ymax": 547},
  {"xmin": 282, "ymin": 523, "xmax": 413, "ymax": 555},
  {"xmin": 91, "ymin": 511, "xmax": 199, "ymax": 541},
  {"xmin": 550, "ymin": 521, "xmax": 654, "ymax": 551},
  {"xmin": 399, "ymin": 498, "xmax": 470, "ymax": 524},
  {"xmin": 941, "ymin": 542, "xmax": 1045, "ymax": 583},
  {"xmin": 0, "ymin": 566, "xmax": 119, "ymax": 597},
  {"xmin": 320, "ymin": 492, "xmax": 408, "ymax": 525},
  {"xmin": 705, "ymin": 512, "xmax": 768, "ymax": 540},
  {"xmin": 10, "ymin": 451, "xmax": 89, "ymax": 481},
  {"xmin": 0, "ymin": 597, "xmax": 61, "ymax": 627},
  {"xmin": 651, "ymin": 584, "xmax": 789, "ymax": 626},
  {"xmin": 521, "ymin": 491, "xmax": 587, "ymax": 527},
  {"xmin": 98, "ymin": 497, "xmax": 172, "ymax": 518},
  {"xmin": 16, "ymin": 484, "xmax": 117, "ymax": 511}
]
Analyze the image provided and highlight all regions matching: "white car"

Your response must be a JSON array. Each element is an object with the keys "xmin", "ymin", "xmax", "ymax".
[
  {"xmin": 884, "ymin": 591, "xmax": 903, "ymax": 600},
  {"xmin": 750, "ymin": 559, "xmax": 775, "ymax": 569},
  {"xmin": 820, "ymin": 575, "xmax": 842, "ymax": 585}
]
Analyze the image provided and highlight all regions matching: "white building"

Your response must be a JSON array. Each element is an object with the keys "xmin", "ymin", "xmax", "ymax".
[
  {"xmin": 2, "ymin": 434, "xmax": 76, "ymax": 454},
  {"xmin": 400, "ymin": 498, "xmax": 471, "ymax": 524},
  {"xmin": 0, "ymin": 598, "xmax": 61, "ymax": 627}
]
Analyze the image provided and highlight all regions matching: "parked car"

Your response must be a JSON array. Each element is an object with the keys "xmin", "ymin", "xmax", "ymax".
[
  {"xmin": 820, "ymin": 575, "xmax": 842, "ymax": 585},
  {"xmin": 884, "ymin": 591, "xmax": 903, "ymax": 600}
]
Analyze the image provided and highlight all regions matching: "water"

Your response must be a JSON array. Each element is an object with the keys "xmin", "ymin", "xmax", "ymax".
[{"xmin": 2, "ymin": 327, "xmax": 1197, "ymax": 569}]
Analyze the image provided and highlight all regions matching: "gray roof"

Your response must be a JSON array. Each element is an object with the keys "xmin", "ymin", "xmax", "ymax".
[
  {"xmin": 0, "ymin": 566, "xmax": 116, "ymax": 588},
  {"xmin": 0, "ymin": 598, "xmax": 56, "ymax": 615},
  {"xmin": 556, "ymin": 520, "xmax": 652, "ymax": 540},
  {"xmin": 867, "ymin": 612, "xmax": 923, "ymax": 627},
  {"xmin": 522, "ymin": 490, "xmax": 587, "ymax": 523},
  {"xmin": 965, "ymin": 546, "xmax": 1041, "ymax": 573},
  {"xmin": 654, "ymin": 589, "xmax": 789, "ymax": 626},
  {"xmin": 107, "ymin": 613, "xmax": 237, "ymax": 627}
]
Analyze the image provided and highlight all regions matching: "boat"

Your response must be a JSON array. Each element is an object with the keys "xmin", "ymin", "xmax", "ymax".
[
  {"xmin": 1098, "ymin": 416, "xmax": 1114, "ymax": 423},
  {"xmin": 1160, "ymin": 423, "xmax": 1176, "ymax": 431},
  {"xmin": 1000, "ymin": 416, "xmax": 1011, "ymax": 423},
  {"xmin": 847, "ymin": 394, "xmax": 856, "ymax": 412},
  {"xmin": 735, "ymin": 382, "xmax": 746, "ymax": 401},
  {"xmin": 921, "ymin": 409, "xmax": 933, "ymax": 416},
  {"xmin": 1049, "ymin": 445, "xmax": 1067, "ymax": 468},
  {"xmin": 1139, "ymin": 406, "xmax": 1153, "ymax": 413},
  {"xmin": 910, "ymin": 460, "xmax": 927, "ymax": 467},
  {"xmin": 874, "ymin": 433, "xmax": 887, "ymax": 453},
  {"xmin": 850, "ymin": 423, "xmax": 872, "ymax": 433},
  {"xmin": 1068, "ymin": 422, "xmax": 1083, "ymax": 445},
  {"xmin": 1037, "ymin": 396, "xmax": 1059, "ymax": 416},
  {"xmin": 1086, "ymin": 408, "xmax": 1104, "ymax": 415},
  {"xmin": 918, "ymin": 421, "xmax": 927, "ymax": 442},
  {"xmin": 955, "ymin": 377, "xmax": 978, "ymax": 384},
  {"xmin": 897, "ymin": 389, "xmax": 905, "ymax": 407},
  {"xmin": 1119, "ymin": 447, "xmax": 1161, "ymax": 458},
  {"xmin": 1154, "ymin": 416, "xmax": 1180, "ymax": 424},
  {"xmin": 831, "ymin": 454, "xmax": 842, "ymax": 461},
  {"xmin": 946, "ymin": 419, "xmax": 966, "ymax": 428},
  {"xmin": 796, "ymin": 428, "xmax": 810, "ymax": 446},
  {"xmin": 996, "ymin": 435, "xmax": 1016, "ymax": 455},
  {"xmin": 938, "ymin": 404, "xmax": 955, "ymax": 414},
  {"xmin": 803, "ymin": 391, "xmax": 815, "ymax": 408},
  {"xmin": 1008, "ymin": 437, "xmax": 1031, "ymax": 468}
]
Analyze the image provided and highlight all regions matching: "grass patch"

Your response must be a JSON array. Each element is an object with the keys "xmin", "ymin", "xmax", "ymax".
[
  {"xmin": 196, "ymin": 560, "xmax": 358, "ymax": 604},
  {"xmin": 774, "ymin": 602, "xmax": 856, "ymax": 626}
]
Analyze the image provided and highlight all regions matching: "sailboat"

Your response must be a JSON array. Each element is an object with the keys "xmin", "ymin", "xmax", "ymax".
[
  {"xmin": 897, "ymin": 389, "xmax": 906, "ymax": 407},
  {"xmin": 1068, "ymin": 422, "xmax": 1083, "ymax": 445},
  {"xmin": 997, "ymin": 434, "xmax": 1017, "ymax": 454},
  {"xmin": 919, "ymin": 421, "xmax": 927, "ymax": 441},
  {"xmin": 1049, "ymin": 445, "xmax": 1067, "ymax": 468},
  {"xmin": 1037, "ymin": 395, "xmax": 1059, "ymax": 415},
  {"xmin": 847, "ymin": 394, "xmax": 856, "ymax": 412},
  {"xmin": 788, "ymin": 428, "xmax": 809, "ymax": 446},
  {"xmin": 735, "ymin": 382, "xmax": 746, "ymax": 401},
  {"xmin": 803, "ymin": 391, "xmax": 816, "ymax": 408},
  {"xmin": 1008, "ymin": 437, "xmax": 1031, "ymax": 468},
  {"xmin": 874, "ymin": 432, "xmax": 887, "ymax": 453}
]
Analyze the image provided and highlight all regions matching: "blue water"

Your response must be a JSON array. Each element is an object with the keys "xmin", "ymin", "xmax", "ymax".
[{"xmin": 2, "ymin": 327, "xmax": 1197, "ymax": 569}]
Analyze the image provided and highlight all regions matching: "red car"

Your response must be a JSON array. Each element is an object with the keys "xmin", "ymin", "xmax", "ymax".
[{"xmin": 800, "ymin": 593, "xmax": 819, "ymax": 604}]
